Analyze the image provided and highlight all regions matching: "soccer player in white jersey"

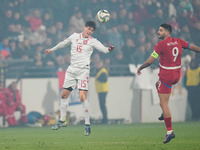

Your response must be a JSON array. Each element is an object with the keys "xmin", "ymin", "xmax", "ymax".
[{"xmin": 44, "ymin": 21, "xmax": 114, "ymax": 136}]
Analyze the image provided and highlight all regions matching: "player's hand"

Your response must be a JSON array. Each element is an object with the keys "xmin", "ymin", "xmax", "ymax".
[
  {"xmin": 137, "ymin": 68, "xmax": 142, "ymax": 75},
  {"xmin": 108, "ymin": 45, "xmax": 114, "ymax": 52},
  {"xmin": 44, "ymin": 49, "xmax": 52, "ymax": 55}
]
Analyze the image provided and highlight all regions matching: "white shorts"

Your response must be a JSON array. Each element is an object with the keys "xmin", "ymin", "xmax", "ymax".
[{"xmin": 63, "ymin": 65, "xmax": 90, "ymax": 90}]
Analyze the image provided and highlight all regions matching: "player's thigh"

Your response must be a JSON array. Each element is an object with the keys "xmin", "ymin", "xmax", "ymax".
[
  {"xmin": 156, "ymin": 80, "xmax": 172, "ymax": 94},
  {"xmin": 77, "ymin": 69, "xmax": 90, "ymax": 90},
  {"xmin": 63, "ymin": 70, "xmax": 77, "ymax": 90}
]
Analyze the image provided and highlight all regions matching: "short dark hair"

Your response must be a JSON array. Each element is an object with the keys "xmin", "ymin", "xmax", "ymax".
[
  {"xmin": 160, "ymin": 23, "xmax": 172, "ymax": 33},
  {"xmin": 85, "ymin": 21, "xmax": 96, "ymax": 30}
]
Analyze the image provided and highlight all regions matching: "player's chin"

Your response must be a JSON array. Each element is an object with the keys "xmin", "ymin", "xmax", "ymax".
[{"xmin": 86, "ymin": 33, "xmax": 91, "ymax": 37}]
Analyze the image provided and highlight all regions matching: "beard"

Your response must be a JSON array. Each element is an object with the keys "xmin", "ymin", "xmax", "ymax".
[{"xmin": 158, "ymin": 34, "xmax": 165, "ymax": 40}]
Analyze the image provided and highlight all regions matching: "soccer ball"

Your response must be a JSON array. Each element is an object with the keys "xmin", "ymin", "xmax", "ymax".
[{"xmin": 96, "ymin": 10, "xmax": 110, "ymax": 23}]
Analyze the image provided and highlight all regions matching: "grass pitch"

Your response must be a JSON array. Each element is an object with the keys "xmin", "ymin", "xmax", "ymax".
[{"xmin": 0, "ymin": 122, "xmax": 200, "ymax": 150}]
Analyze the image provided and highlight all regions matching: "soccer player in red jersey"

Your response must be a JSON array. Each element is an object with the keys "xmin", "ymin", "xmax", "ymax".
[{"xmin": 137, "ymin": 23, "xmax": 200, "ymax": 144}]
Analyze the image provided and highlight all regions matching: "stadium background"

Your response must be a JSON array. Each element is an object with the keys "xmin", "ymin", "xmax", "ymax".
[{"xmin": 1, "ymin": 0, "xmax": 200, "ymax": 125}]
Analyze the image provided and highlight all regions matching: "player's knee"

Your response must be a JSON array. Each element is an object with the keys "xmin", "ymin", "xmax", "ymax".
[
  {"xmin": 61, "ymin": 94, "xmax": 66, "ymax": 99},
  {"xmin": 61, "ymin": 92, "xmax": 69, "ymax": 99},
  {"xmin": 61, "ymin": 87, "xmax": 72, "ymax": 99},
  {"xmin": 80, "ymin": 94, "xmax": 87, "ymax": 102},
  {"xmin": 80, "ymin": 96, "xmax": 85, "ymax": 102},
  {"xmin": 79, "ymin": 90, "xmax": 87, "ymax": 102}
]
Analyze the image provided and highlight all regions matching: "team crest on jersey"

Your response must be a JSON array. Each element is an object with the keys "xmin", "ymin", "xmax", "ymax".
[{"xmin": 83, "ymin": 40, "xmax": 88, "ymax": 44}]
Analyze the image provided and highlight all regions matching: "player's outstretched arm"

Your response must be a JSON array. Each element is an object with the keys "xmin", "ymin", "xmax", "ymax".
[
  {"xmin": 137, "ymin": 55, "xmax": 155, "ymax": 75},
  {"xmin": 108, "ymin": 45, "xmax": 114, "ymax": 52},
  {"xmin": 189, "ymin": 44, "xmax": 200, "ymax": 53}
]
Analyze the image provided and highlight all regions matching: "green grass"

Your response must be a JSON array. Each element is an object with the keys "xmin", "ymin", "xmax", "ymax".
[{"xmin": 0, "ymin": 122, "xmax": 200, "ymax": 150}]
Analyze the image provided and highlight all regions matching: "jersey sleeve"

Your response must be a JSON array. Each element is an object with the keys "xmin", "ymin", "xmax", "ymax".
[
  {"xmin": 154, "ymin": 43, "xmax": 161, "ymax": 55},
  {"xmin": 51, "ymin": 33, "xmax": 74, "ymax": 51},
  {"xmin": 179, "ymin": 39, "xmax": 190, "ymax": 49},
  {"xmin": 92, "ymin": 39, "xmax": 110, "ymax": 53}
]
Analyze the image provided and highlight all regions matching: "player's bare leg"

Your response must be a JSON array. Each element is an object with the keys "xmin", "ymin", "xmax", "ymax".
[
  {"xmin": 159, "ymin": 93, "xmax": 175, "ymax": 144},
  {"xmin": 52, "ymin": 88, "xmax": 71, "ymax": 130},
  {"xmin": 80, "ymin": 90, "xmax": 91, "ymax": 136}
]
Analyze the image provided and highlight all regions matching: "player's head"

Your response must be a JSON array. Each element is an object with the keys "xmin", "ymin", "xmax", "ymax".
[
  {"xmin": 158, "ymin": 23, "xmax": 172, "ymax": 40},
  {"xmin": 85, "ymin": 21, "xmax": 96, "ymax": 30},
  {"xmin": 83, "ymin": 21, "xmax": 96, "ymax": 38}
]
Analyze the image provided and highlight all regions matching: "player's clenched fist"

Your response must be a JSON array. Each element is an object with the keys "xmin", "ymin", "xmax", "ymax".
[
  {"xmin": 108, "ymin": 45, "xmax": 114, "ymax": 52},
  {"xmin": 44, "ymin": 49, "xmax": 52, "ymax": 55}
]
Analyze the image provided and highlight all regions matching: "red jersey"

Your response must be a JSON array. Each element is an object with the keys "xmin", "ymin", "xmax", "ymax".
[
  {"xmin": 6, "ymin": 89, "xmax": 22, "ymax": 105},
  {"xmin": 154, "ymin": 36, "xmax": 189, "ymax": 70},
  {"xmin": 0, "ymin": 88, "xmax": 10, "ymax": 103}
]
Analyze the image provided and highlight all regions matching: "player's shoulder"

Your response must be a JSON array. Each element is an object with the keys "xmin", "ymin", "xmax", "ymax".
[
  {"xmin": 89, "ymin": 36, "xmax": 98, "ymax": 42},
  {"xmin": 71, "ymin": 32, "xmax": 79, "ymax": 37},
  {"xmin": 155, "ymin": 39, "xmax": 164, "ymax": 47}
]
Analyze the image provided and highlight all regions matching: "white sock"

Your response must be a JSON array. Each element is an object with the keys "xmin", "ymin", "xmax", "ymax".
[
  {"xmin": 82, "ymin": 100, "xmax": 90, "ymax": 125},
  {"xmin": 59, "ymin": 98, "xmax": 69, "ymax": 121},
  {"xmin": 167, "ymin": 130, "xmax": 173, "ymax": 135}
]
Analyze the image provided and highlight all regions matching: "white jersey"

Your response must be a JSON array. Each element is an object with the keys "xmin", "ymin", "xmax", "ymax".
[{"xmin": 51, "ymin": 33, "xmax": 110, "ymax": 68}]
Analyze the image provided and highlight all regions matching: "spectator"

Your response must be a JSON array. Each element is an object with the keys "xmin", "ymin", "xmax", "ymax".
[
  {"xmin": 95, "ymin": 60, "xmax": 109, "ymax": 124},
  {"xmin": 168, "ymin": 15, "xmax": 181, "ymax": 36},
  {"xmin": 130, "ymin": 44, "xmax": 146, "ymax": 65},
  {"xmin": 55, "ymin": 21, "xmax": 65, "ymax": 42},
  {"xmin": 109, "ymin": 10, "xmax": 118, "ymax": 26},
  {"xmin": 188, "ymin": 10, "xmax": 200, "ymax": 45},
  {"xmin": 34, "ymin": 44, "xmax": 45, "ymax": 66},
  {"xmin": 68, "ymin": 10, "xmax": 85, "ymax": 33},
  {"xmin": 179, "ymin": 25, "xmax": 193, "ymax": 43},
  {"xmin": 13, "ymin": 11, "xmax": 22, "ymax": 25},
  {"xmin": 107, "ymin": 26, "xmax": 124, "ymax": 51},
  {"xmin": 146, "ymin": 27, "xmax": 158, "ymax": 45},
  {"xmin": 9, "ymin": 40, "xmax": 19, "ymax": 59},
  {"xmin": 29, "ymin": 25, "xmax": 47, "ymax": 44},
  {"xmin": 110, "ymin": 50, "xmax": 128, "ymax": 65},
  {"xmin": 0, "ymin": 38, "xmax": 11, "ymax": 59},
  {"xmin": 7, "ymin": 81, "xmax": 27, "ymax": 126},
  {"xmin": 28, "ymin": 9, "xmax": 43, "ymax": 32},
  {"xmin": 184, "ymin": 0, "xmax": 194, "ymax": 12},
  {"xmin": 133, "ymin": 1, "xmax": 151, "ymax": 25},
  {"xmin": 177, "ymin": 9, "xmax": 189, "ymax": 27},
  {"xmin": 17, "ymin": 40, "xmax": 33, "ymax": 60},
  {"xmin": 46, "ymin": 25, "xmax": 57, "ymax": 45},
  {"xmin": 151, "ymin": 8, "xmax": 165, "ymax": 29},
  {"xmin": 185, "ymin": 59, "xmax": 200, "ymax": 121},
  {"xmin": 168, "ymin": 0, "xmax": 177, "ymax": 18},
  {"xmin": 2, "ymin": 10, "xmax": 13, "ymax": 32},
  {"xmin": 42, "ymin": 11, "xmax": 54, "ymax": 28},
  {"xmin": 122, "ymin": 38, "xmax": 136, "ymax": 63}
]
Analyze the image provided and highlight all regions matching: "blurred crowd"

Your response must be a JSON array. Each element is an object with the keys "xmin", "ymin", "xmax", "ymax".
[{"xmin": 0, "ymin": 0, "xmax": 200, "ymax": 72}]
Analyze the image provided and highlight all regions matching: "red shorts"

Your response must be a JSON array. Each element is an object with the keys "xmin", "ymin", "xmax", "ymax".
[{"xmin": 157, "ymin": 68, "xmax": 181, "ymax": 94}]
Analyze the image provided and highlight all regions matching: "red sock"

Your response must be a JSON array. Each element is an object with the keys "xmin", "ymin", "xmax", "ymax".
[{"xmin": 164, "ymin": 117, "xmax": 172, "ymax": 131}]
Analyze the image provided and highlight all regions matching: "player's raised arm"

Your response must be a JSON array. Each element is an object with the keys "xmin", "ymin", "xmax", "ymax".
[
  {"xmin": 44, "ymin": 37, "xmax": 72, "ymax": 55},
  {"xmin": 189, "ymin": 44, "xmax": 200, "ymax": 53},
  {"xmin": 93, "ymin": 39, "xmax": 114, "ymax": 53}
]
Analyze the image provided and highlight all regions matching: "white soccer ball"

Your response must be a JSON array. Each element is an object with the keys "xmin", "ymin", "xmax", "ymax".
[{"xmin": 96, "ymin": 10, "xmax": 110, "ymax": 23}]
